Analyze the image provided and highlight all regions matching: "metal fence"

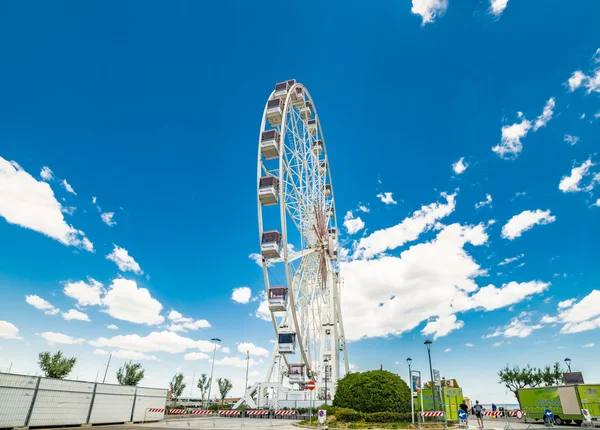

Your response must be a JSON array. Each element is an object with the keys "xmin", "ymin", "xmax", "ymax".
[{"xmin": 0, "ymin": 372, "xmax": 167, "ymax": 428}]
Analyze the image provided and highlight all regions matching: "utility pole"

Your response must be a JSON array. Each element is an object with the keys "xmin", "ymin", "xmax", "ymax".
[
  {"xmin": 102, "ymin": 354, "xmax": 112, "ymax": 383},
  {"xmin": 8, "ymin": 363, "xmax": 13, "ymax": 373},
  {"xmin": 424, "ymin": 340, "xmax": 436, "ymax": 412},
  {"xmin": 206, "ymin": 338, "xmax": 221, "ymax": 408},
  {"xmin": 190, "ymin": 366, "xmax": 196, "ymax": 397},
  {"xmin": 407, "ymin": 357, "xmax": 414, "ymax": 424},
  {"xmin": 244, "ymin": 350, "xmax": 250, "ymax": 395}
]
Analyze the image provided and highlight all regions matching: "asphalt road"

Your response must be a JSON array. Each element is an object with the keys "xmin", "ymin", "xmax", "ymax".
[{"xmin": 52, "ymin": 417, "xmax": 300, "ymax": 430}]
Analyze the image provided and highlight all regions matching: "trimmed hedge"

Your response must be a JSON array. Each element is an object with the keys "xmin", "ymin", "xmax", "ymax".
[
  {"xmin": 336, "ymin": 410, "xmax": 364, "ymax": 422},
  {"xmin": 365, "ymin": 412, "xmax": 413, "ymax": 423}
]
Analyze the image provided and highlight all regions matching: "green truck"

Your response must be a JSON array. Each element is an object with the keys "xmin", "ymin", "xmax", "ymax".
[
  {"xmin": 518, "ymin": 384, "xmax": 600, "ymax": 425},
  {"xmin": 415, "ymin": 387, "xmax": 465, "ymax": 421}
]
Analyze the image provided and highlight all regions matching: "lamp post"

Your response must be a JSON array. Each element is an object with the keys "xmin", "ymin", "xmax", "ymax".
[
  {"xmin": 407, "ymin": 358, "xmax": 414, "ymax": 424},
  {"xmin": 206, "ymin": 338, "xmax": 221, "ymax": 408},
  {"xmin": 245, "ymin": 350, "xmax": 250, "ymax": 396},
  {"xmin": 424, "ymin": 340, "xmax": 437, "ymax": 412},
  {"xmin": 564, "ymin": 358, "xmax": 572, "ymax": 372}
]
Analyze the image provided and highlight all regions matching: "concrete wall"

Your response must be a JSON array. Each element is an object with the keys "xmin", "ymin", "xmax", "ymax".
[{"xmin": 0, "ymin": 372, "xmax": 167, "ymax": 428}]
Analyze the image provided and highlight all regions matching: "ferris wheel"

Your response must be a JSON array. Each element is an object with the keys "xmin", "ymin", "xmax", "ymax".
[{"xmin": 236, "ymin": 80, "xmax": 349, "ymax": 409}]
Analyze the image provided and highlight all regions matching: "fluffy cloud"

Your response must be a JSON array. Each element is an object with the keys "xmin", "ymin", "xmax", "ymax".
[
  {"xmin": 354, "ymin": 192, "xmax": 456, "ymax": 259},
  {"xmin": 61, "ymin": 179, "xmax": 76, "ymax": 195},
  {"xmin": 112, "ymin": 349, "xmax": 157, "ymax": 360},
  {"xmin": 557, "ymin": 299, "xmax": 576, "ymax": 309},
  {"xmin": 107, "ymin": 324, "xmax": 119, "ymax": 330},
  {"xmin": 475, "ymin": 194, "xmax": 492, "ymax": 209},
  {"xmin": 232, "ymin": 287, "xmax": 252, "ymax": 304},
  {"xmin": 63, "ymin": 278, "xmax": 104, "ymax": 306},
  {"xmin": 583, "ymin": 343, "xmax": 595, "ymax": 348},
  {"xmin": 166, "ymin": 310, "xmax": 211, "ymax": 332},
  {"xmin": 492, "ymin": 119, "xmax": 532, "ymax": 158},
  {"xmin": 501, "ymin": 209, "xmax": 556, "ymax": 240},
  {"xmin": 40, "ymin": 166, "xmax": 54, "ymax": 181},
  {"xmin": 485, "ymin": 314, "xmax": 543, "ymax": 339},
  {"xmin": 568, "ymin": 71, "xmax": 586, "ymax": 92},
  {"xmin": 0, "ymin": 157, "xmax": 93, "ymax": 251},
  {"xmin": 62, "ymin": 309, "xmax": 91, "ymax": 322},
  {"xmin": 0, "ymin": 321, "xmax": 22, "ymax": 339},
  {"xmin": 102, "ymin": 278, "xmax": 164, "ymax": 325},
  {"xmin": 422, "ymin": 315, "xmax": 464, "ymax": 340},
  {"xmin": 40, "ymin": 332, "xmax": 85, "ymax": 345},
  {"xmin": 444, "ymin": 348, "xmax": 452, "ymax": 353},
  {"xmin": 465, "ymin": 343, "xmax": 474, "ymax": 347},
  {"xmin": 490, "ymin": 0, "xmax": 509, "ymax": 16},
  {"xmin": 237, "ymin": 342, "xmax": 269, "ymax": 357},
  {"xmin": 214, "ymin": 356, "xmax": 262, "ymax": 368},
  {"xmin": 248, "ymin": 253, "xmax": 263, "ymax": 267},
  {"xmin": 411, "ymin": 0, "xmax": 448, "ymax": 25},
  {"xmin": 255, "ymin": 292, "xmax": 271, "ymax": 321},
  {"xmin": 343, "ymin": 211, "xmax": 365, "ymax": 235},
  {"xmin": 184, "ymin": 352, "xmax": 210, "ymax": 360},
  {"xmin": 564, "ymin": 135, "xmax": 579, "ymax": 145},
  {"xmin": 558, "ymin": 290, "xmax": 600, "ymax": 334},
  {"xmin": 94, "ymin": 349, "xmax": 108, "ymax": 355},
  {"xmin": 452, "ymin": 157, "xmax": 468, "ymax": 174},
  {"xmin": 558, "ymin": 159, "xmax": 597, "ymax": 192},
  {"xmin": 25, "ymin": 295, "xmax": 59, "ymax": 315},
  {"xmin": 106, "ymin": 245, "xmax": 143, "ymax": 274},
  {"xmin": 90, "ymin": 330, "xmax": 217, "ymax": 354},
  {"xmin": 358, "ymin": 205, "xmax": 370, "ymax": 213},
  {"xmin": 533, "ymin": 97, "xmax": 556, "ymax": 131},
  {"xmin": 101, "ymin": 212, "xmax": 116, "ymax": 227},
  {"xmin": 377, "ymin": 192, "xmax": 397, "ymax": 205},
  {"xmin": 498, "ymin": 254, "xmax": 524, "ymax": 266}
]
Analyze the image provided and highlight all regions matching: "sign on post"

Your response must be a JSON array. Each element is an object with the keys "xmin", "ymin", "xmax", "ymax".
[
  {"xmin": 582, "ymin": 409, "xmax": 592, "ymax": 422},
  {"xmin": 458, "ymin": 410, "xmax": 468, "ymax": 421},
  {"xmin": 411, "ymin": 374, "xmax": 421, "ymax": 398},
  {"xmin": 318, "ymin": 410, "xmax": 327, "ymax": 424},
  {"xmin": 306, "ymin": 381, "xmax": 316, "ymax": 391},
  {"xmin": 515, "ymin": 410, "xmax": 525, "ymax": 420},
  {"xmin": 433, "ymin": 370, "xmax": 441, "ymax": 388}
]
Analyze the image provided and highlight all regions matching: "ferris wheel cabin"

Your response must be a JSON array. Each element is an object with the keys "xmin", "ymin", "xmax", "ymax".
[
  {"xmin": 266, "ymin": 98, "xmax": 283, "ymax": 127},
  {"xmin": 278, "ymin": 327, "xmax": 296, "ymax": 354},
  {"xmin": 260, "ymin": 130, "xmax": 280, "ymax": 160},
  {"xmin": 268, "ymin": 286, "xmax": 287, "ymax": 312},
  {"xmin": 325, "ymin": 184, "xmax": 331, "ymax": 197},
  {"xmin": 300, "ymin": 101, "xmax": 313, "ymax": 120},
  {"xmin": 312, "ymin": 140, "xmax": 323, "ymax": 156},
  {"xmin": 259, "ymin": 176, "xmax": 279, "ymax": 206},
  {"xmin": 319, "ymin": 160, "xmax": 327, "ymax": 176},
  {"xmin": 287, "ymin": 364, "xmax": 306, "ymax": 383},
  {"xmin": 274, "ymin": 79, "xmax": 296, "ymax": 100},
  {"xmin": 261, "ymin": 230, "xmax": 282, "ymax": 259},
  {"xmin": 308, "ymin": 119, "xmax": 317, "ymax": 136}
]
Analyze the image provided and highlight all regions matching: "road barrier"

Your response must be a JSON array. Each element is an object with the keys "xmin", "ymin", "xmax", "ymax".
[
  {"xmin": 275, "ymin": 410, "xmax": 296, "ymax": 415},
  {"xmin": 168, "ymin": 409, "xmax": 187, "ymax": 414},
  {"xmin": 247, "ymin": 410, "xmax": 269, "ymax": 415},
  {"xmin": 147, "ymin": 408, "xmax": 165, "ymax": 413},
  {"xmin": 422, "ymin": 411, "xmax": 445, "ymax": 417},
  {"xmin": 191, "ymin": 410, "xmax": 212, "ymax": 415},
  {"xmin": 484, "ymin": 412, "xmax": 500, "ymax": 417},
  {"xmin": 219, "ymin": 410, "xmax": 241, "ymax": 416}
]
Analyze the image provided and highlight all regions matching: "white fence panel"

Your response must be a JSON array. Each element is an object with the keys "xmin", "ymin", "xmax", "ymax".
[
  {"xmin": 89, "ymin": 384, "xmax": 136, "ymax": 424},
  {"xmin": 132, "ymin": 387, "xmax": 167, "ymax": 422},
  {"xmin": 0, "ymin": 373, "xmax": 37, "ymax": 428},
  {"xmin": 28, "ymin": 383, "xmax": 93, "ymax": 426}
]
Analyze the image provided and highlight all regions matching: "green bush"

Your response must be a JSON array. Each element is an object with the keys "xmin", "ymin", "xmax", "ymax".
[
  {"xmin": 336, "ymin": 410, "xmax": 364, "ymax": 422},
  {"xmin": 365, "ymin": 412, "xmax": 412, "ymax": 423},
  {"xmin": 333, "ymin": 370, "xmax": 412, "ymax": 413}
]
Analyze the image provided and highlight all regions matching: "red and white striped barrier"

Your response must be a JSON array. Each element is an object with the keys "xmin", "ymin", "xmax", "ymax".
[
  {"xmin": 147, "ymin": 408, "xmax": 165, "ymax": 413},
  {"xmin": 247, "ymin": 410, "xmax": 269, "ymax": 415},
  {"xmin": 422, "ymin": 412, "xmax": 445, "ymax": 417},
  {"xmin": 191, "ymin": 410, "xmax": 212, "ymax": 415},
  {"xmin": 168, "ymin": 409, "xmax": 186, "ymax": 414},
  {"xmin": 219, "ymin": 410, "xmax": 241, "ymax": 416},
  {"xmin": 510, "ymin": 411, "xmax": 526, "ymax": 418},
  {"xmin": 483, "ymin": 412, "xmax": 499, "ymax": 417},
  {"xmin": 275, "ymin": 410, "xmax": 296, "ymax": 415}
]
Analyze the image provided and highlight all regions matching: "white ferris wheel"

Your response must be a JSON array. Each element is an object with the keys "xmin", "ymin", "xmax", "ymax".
[{"xmin": 235, "ymin": 79, "xmax": 349, "ymax": 410}]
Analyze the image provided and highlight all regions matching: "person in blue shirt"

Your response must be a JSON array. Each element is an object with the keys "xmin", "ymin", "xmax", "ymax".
[{"xmin": 474, "ymin": 401, "xmax": 484, "ymax": 429}]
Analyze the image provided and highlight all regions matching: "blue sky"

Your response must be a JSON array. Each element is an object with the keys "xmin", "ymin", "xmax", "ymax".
[{"xmin": 1, "ymin": 0, "xmax": 600, "ymax": 403}]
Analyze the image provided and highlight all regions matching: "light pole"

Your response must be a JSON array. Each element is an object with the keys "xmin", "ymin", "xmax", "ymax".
[
  {"xmin": 407, "ymin": 357, "xmax": 414, "ymax": 424},
  {"xmin": 564, "ymin": 358, "xmax": 572, "ymax": 372},
  {"xmin": 324, "ymin": 358, "xmax": 330, "ymax": 405},
  {"xmin": 245, "ymin": 350, "xmax": 250, "ymax": 395},
  {"xmin": 424, "ymin": 340, "xmax": 437, "ymax": 412},
  {"xmin": 102, "ymin": 353, "xmax": 112, "ymax": 383},
  {"xmin": 206, "ymin": 338, "xmax": 221, "ymax": 408}
]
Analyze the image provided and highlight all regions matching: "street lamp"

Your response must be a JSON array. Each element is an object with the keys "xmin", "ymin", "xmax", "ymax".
[
  {"xmin": 564, "ymin": 358, "xmax": 572, "ymax": 372},
  {"xmin": 424, "ymin": 340, "xmax": 437, "ymax": 412},
  {"xmin": 206, "ymin": 338, "xmax": 221, "ymax": 408},
  {"xmin": 407, "ymin": 358, "xmax": 414, "ymax": 424}
]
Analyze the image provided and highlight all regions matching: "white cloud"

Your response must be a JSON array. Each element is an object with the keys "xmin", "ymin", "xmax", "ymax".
[
  {"xmin": 214, "ymin": 356, "xmax": 262, "ymax": 368},
  {"xmin": 61, "ymin": 206, "xmax": 76, "ymax": 215},
  {"xmin": 92, "ymin": 196, "xmax": 97, "ymax": 204},
  {"xmin": 40, "ymin": 166, "xmax": 54, "ymax": 181},
  {"xmin": 166, "ymin": 309, "xmax": 211, "ymax": 332},
  {"xmin": 0, "ymin": 157, "xmax": 94, "ymax": 251},
  {"xmin": 444, "ymin": 348, "xmax": 452, "ymax": 353},
  {"xmin": 255, "ymin": 291, "xmax": 271, "ymax": 321},
  {"xmin": 411, "ymin": 0, "xmax": 448, "ymax": 25},
  {"xmin": 107, "ymin": 324, "xmax": 119, "ymax": 330},
  {"xmin": 558, "ymin": 159, "xmax": 597, "ymax": 193},
  {"xmin": 493, "ymin": 119, "xmax": 532, "ymax": 159},
  {"xmin": 422, "ymin": 315, "xmax": 464, "ymax": 340},
  {"xmin": 452, "ymin": 157, "xmax": 468, "ymax": 174},
  {"xmin": 184, "ymin": 352, "xmax": 210, "ymax": 360},
  {"xmin": 343, "ymin": 211, "xmax": 365, "ymax": 235},
  {"xmin": 0, "ymin": 321, "xmax": 22, "ymax": 339},
  {"xmin": 249, "ymin": 253, "xmax": 263, "ymax": 267},
  {"xmin": 564, "ymin": 135, "xmax": 579, "ymax": 145},
  {"xmin": 237, "ymin": 342, "xmax": 269, "ymax": 357},
  {"xmin": 492, "ymin": 341, "xmax": 504, "ymax": 348},
  {"xmin": 465, "ymin": 343, "xmax": 474, "ymax": 347},
  {"xmin": 63, "ymin": 278, "xmax": 104, "ymax": 306},
  {"xmin": 501, "ymin": 209, "xmax": 556, "ymax": 240},
  {"xmin": 101, "ymin": 212, "xmax": 116, "ymax": 227},
  {"xmin": 541, "ymin": 315, "xmax": 559, "ymax": 324},
  {"xmin": 558, "ymin": 290, "xmax": 600, "ymax": 334},
  {"xmin": 112, "ymin": 349, "xmax": 157, "ymax": 360},
  {"xmin": 61, "ymin": 179, "xmax": 77, "ymax": 195},
  {"xmin": 94, "ymin": 349, "xmax": 108, "ymax": 355},
  {"xmin": 498, "ymin": 254, "xmax": 524, "ymax": 266},
  {"xmin": 222, "ymin": 347, "xmax": 230, "ymax": 353},
  {"xmin": 557, "ymin": 299, "xmax": 576, "ymax": 309},
  {"xmin": 583, "ymin": 343, "xmax": 595, "ymax": 348},
  {"xmin": 490, "ymin": 0, "xmax": 508, "ymax": 16},
  {"xmin": 358, "ymin": 205, "xmax": 370, "ymax": 213},
  {"xmin": 40, "ymin": 332, "xmax": 85, "ymax": 345},
  {"xmin": 377, "ymin": 192, "xmax": 397, "ymax": 205},
  {"xmin": 533, "ymin": 97, "xmax": 556, "ymax": 131},
  {"xmin": 354, "ymin": 192, "xmax": 456, "ymax": 259},
  {"xmin": 594, "ymin": 199, "xmax": 600, "ymax": 208},
  {"xmin": 232, "ymin": 287, "xmax": 252, "ymax": 304},
  {"xmin": 25, "ymin": 295, "xmax": 59, "ymax": 315},
  {"xmin": 568, "ymin": 71, "xmax": 586, "ymax": 92},
  {"xmin": 62, "ymin": 309, "xmax": 91, "ymax": 322},
  {"xmin": 475, "ymin": 194, "xmax": 492, "ymax": 209},
  {"xmin": 90, "ymin": 330, "xmax": 217, "ymax": 354},
  {"xmin": 485, "ymin": 315, "xmax": 543, "ymax": 339},
  {"xmin": 102, "ymin": 278, "xmax": 164, "ymax": 325},
  {"xmin": 106, "ymin": 245, "xmax": 143, "ymax": 274},
  {"xmin": 586, "ymin": 70, "xmax": 600, "ymax": 94}
]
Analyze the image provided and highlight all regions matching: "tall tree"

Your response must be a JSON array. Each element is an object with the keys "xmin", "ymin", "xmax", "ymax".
[
  {"xmin": 541, "ymin": 362, "xmax": 564, "ymax": 386},
  {"xmin": 116, "ymin": 361, "xmax": 145, "ymax": 386},
  {"xmin": 197, "ymin": 373, "xmax": 210, "ymax": 405},
  {"xmin": 217, "ymin": 377, "xmax": 233, "ymax": 405},
  {"xmin": 170, "ymin": 373, "xmax": 187, "ymax": 401},
  {"xmin": 498, "ymin": 364, "xmax": 531, "ymax": 403},
  {"xmin": 38, "ymin": 351, "xmax": 77, "ymax": 379}
]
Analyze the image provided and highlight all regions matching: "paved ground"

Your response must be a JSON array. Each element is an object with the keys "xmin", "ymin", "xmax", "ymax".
[
  {"xmin": 60, "ymin": 417, "xmax": 300, "ymax": 430},
  {"xmin": 465, "ymin": 417, "xmax": 598, "ymax": 430}
]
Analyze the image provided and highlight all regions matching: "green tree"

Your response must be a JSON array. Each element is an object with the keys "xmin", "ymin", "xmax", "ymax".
[
  {"xmin": 197, "ymin": 373, "xmax": 210, "ymax": 405},
  {"xmin": 217, "ymin": 377, "xmax": 233, "ymax": 405},
  {"xmin": 116, "ymin": 361, "xmax": 145, "ymax": 386},
  {"xmin": 541, "ymin": 362, "xmax": 564, "ymax": 386},
  {"xmin": 333, "ymin": 370, "xmax": 411, "ymax": 413},
  {"xmin": 38, "ymin": 351, "xmax": 77, "ymax": 379},
  {"xmin": 169, "ymin": 373, "xmax": 187, "ymax": 401},
  {"xmin": 498, "ymin": 364, "xmax": 530, "ymax": 403}
]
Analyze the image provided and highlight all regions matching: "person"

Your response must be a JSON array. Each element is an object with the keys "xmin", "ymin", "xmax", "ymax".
[
  {"xmin": 459, "ymin": 401, "xmax": 469, "ymax": 424},
  {"xmin": 474, "ymin": 401, "xmax": 484, "ymax": 429}
]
